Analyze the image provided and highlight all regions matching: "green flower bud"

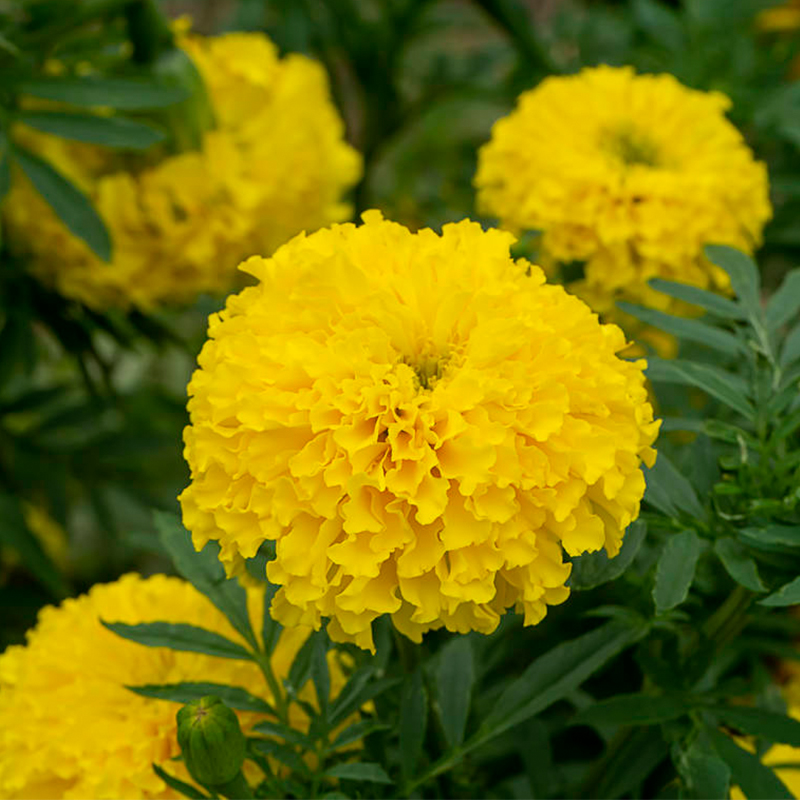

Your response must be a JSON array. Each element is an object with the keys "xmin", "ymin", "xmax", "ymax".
[{"xmin": 176, "ymin": 696, "xmax": 246, "ymax": 787}]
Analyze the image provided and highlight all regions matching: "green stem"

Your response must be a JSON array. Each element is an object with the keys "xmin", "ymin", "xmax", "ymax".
[
  {"xmin": 253, "ymin": 651, "xmax": 290, "ymax": 725},
  {"xmin": 702, "ymin": 585, "xmax": 753, "ymax": 649}
]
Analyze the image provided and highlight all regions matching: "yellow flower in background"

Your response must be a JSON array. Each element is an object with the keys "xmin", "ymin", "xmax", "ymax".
[
  {"xmin": 474, "ymin": 65, "xmax": 771, "ymax": 349},
  {"xmin": 5, "ymin": 31, "xmax": 362, "ymax": 311},
  {"xmin": 0, "ymin": 573, "xmax": 338, "ymax": 799},
  {"xmin": 758, "ymin": 0, "xmax": 800, "ymax": 32},
  {"xmin": 179, "ymin": 211, "xmax": 659, "ymax": 652}
]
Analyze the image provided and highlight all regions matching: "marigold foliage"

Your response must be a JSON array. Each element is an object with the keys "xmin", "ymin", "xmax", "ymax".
[
  {"xmin": 4, "ymin": 32, "xmax": 362, "ymax": 311},
  {"xmin": 179, "ymin": 211, "xmax": 660, "ymax": 652},
  {"xmin": 474, "ymin": 65, "xmax": 771, "ymax": 336},
  {"xmin": 0, "ymin": 573, "xmax": 329, "ymax": 799}
]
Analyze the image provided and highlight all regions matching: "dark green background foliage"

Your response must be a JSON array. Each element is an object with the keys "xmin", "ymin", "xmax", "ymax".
[{"xmin": 2, "ymin": 1, "xmax": 800, "ymax": 798}]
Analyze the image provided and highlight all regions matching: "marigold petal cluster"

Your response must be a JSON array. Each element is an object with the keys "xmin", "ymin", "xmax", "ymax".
[
  {"xmin": 0, "ymin": 573, "xmax": 331, "ymax": 799},
  {"xmin": 5, "ymin": 31, "xmax": 361, "ymax": 311},
  {"xmin": 179, "ymin": 211, "xmax": 660, "ymax": 652},
  {"xmin": 474, "ymin": 65, "xmax": 771, "ymax": 342}
]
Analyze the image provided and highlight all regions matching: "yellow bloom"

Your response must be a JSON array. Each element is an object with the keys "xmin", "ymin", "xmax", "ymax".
[
  {"xmin": 0, "ymin": 573, "xmax": 333, "ymax": 799},
  {"xmin": 179, "ymin": 211, "xmax": 659, "ymax": 652},
  {"xmin": 5, "ymin": 31, "xmax": 362, "ymax": 311},
  {"xmin": 757, "ymin": 0, "xmax": 800, "ymax": 32},
  {"xmin": 475, "ymin": 65, "xmax": 771, "ymax": 346}
]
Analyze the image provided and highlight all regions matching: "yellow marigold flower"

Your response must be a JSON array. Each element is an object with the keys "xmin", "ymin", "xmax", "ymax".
[
  {"xmin": 179, "ymin": 211, "xmax": 660, "ymax": 652},
  {"xmin": 0, "ymin": 573, "xmax": 336, "ymax": 799},
  {"xmin": 758, "ymin": 0, "xmax": 800, "ymax": 32},
  {"xmin": 474, "ymin": 65, "xmax": 771, "ymax": 342},
  {"xmin": 5, "ymin": 31, "xmax": 362, "ymax": 311}
]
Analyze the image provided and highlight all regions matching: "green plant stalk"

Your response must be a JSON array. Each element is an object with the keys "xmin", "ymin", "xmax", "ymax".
[
  {"xmin": 211, "ymin": 770, "xmax": 253, "ymax": 800},
  {"xmin": 253, "ymin": 650, "xmax": 290, "ymax": 726}
]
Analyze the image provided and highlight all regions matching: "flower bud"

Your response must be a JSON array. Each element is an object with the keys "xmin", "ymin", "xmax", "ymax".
[{"xmin": 176, "ymin": 696, "xmax": 246, "ymax": 787}]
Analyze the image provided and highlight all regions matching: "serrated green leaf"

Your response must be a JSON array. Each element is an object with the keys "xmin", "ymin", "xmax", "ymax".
[
  {"xmin": 436, "ymin": 637, "xmax": 474, "ymax": 749},
  {"xmin": 286, "ymin": 630, "xmax": 319, "ymax": 698},
  {"xmin": 759, "ymin": 576, "xmax": 800, "ymax": 607},
  {"xmin": 154, "ymin": 511, "xmax": 258, "ymax": 650},
  {"xmin": 711, "ymin": 706, "xmax": 800, "ymax": 746},
  {"xmin": 618, "ymin": 301, "xmax": 743, "ymax": 356},
  {"xmin": 128, "ymin": 682, "xmax": 276, "ymax": 715},
  {"xmin": 707, "ymin": 727, "xmax": 793, "ymax": 799},
  {"xmin": 573, "ymin": 692, "xmax": 693, "ymax": 726},
  {"xmin": 704, "ymin": 245, "xmax": 761, "ymax": 321},
  {"xmin": 19, "ymin": 111, "xmax": 166, "ymax": 150},
  {"xmin": 478, "ymin": 620, "xmax": 647, "ymax": 741},
  {"xmin": 648, "ymin": 278, "xmax": 745, "ymax": 319},
  {"xmin": 644, "ymin": 452, "xmax": 705, "ymax": 519},
  {"xmin": 323, "ymin": 763, "xmax": 393, "ymax": 784},
  {"xmin": 18, "ymin": 76, "xmax": 190, "ymax": 109},
  {"xmin": 399, "ymin": 670, "xmax": 427, "ymax": 781},
  {"xmin": 102, "ymin": 621, "xmax": 254, "ymax": 660},
  {"xmin": 152, "ymin": 764, "xmax": 208, "ymax": 799},
  {"xmin": 570, "ymin": 520, "xmax": 647, "ymax": 590},
  {"xmin": 653, "ymin": 530, "xmax": 701, "ymax": 613},
  {"xmin": 16, "ymin": 147, "xmax": 111, "ymax": 261},
  {"xmin": 714, "ymin": 538, "xmax": 767, "ymax": 592},
  {"xmin": 329, "ymin": 674, "xmax": 400, "ymax": 729},
  {"xmin": 767, "ymin": 270, "xmax": 800, "ymax": 332},
  {"xmin": 646, "ymin": 357, "xmax": 754, "ymax": 419}
]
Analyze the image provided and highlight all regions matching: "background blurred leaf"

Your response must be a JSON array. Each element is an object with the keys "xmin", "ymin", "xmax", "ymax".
[
  {"xmin": 436, "ymin": 636, "xmax": 474, "ymax": 748},
  {"xmin": 15, "ymin": 147, "xmax": 111, "ymax": 261},
  {"xmin": 19, "ymin": 111, "xmax": 166, "ymax": 150},
  {"xmin": 18, "ymin": 76, "xmax": 191, "ymax": 109}
]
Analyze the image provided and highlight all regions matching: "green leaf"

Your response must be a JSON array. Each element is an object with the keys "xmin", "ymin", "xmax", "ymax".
[
  {"xmin": 330, "ymin": 720, "xmax": 390, "ymax": 751},
  {"xmin": 653, "ymin": 530, "xmax": 701, "ymax": 614},
  {"xmin": 648, "ymin": 278, "xmax": 745, "ymax": 319},
  {"xmin": 154, "ymin": 511, "xmax": 258, "ymax": 650},
  {"xmin": 767, "ymin": 270, "xmax": 800, "ymax": 332},
  {"xmin": 249, "ymin": 739, "xmax": 310, "ymax": 775},
  {"xmin": 329, "ymin": 668, "xmax": 400, "ymax": 728},
  {"xmin": 782, "ymin": 324, "xmax": 800, "ymax": 367},
  {"xmin": 311, "ymin": 632, "xmax": 331, "ymax": 714},
  {"xmin": 15, "ymin": 147, "xmax": 111, "ymax": 261},
  {"xmin": 646, "ymin": 357, "xmax": 754, "ymax": 419},
  {"xmin": 478, "ymin": 619, "xmax": 647, "ymax": 741},
  {"xmin": 677, "ymin": 738, "xmax": 731, "ymax": 800},
  {"xmin": 618, "ymin": 302, "xmax": 742, "ymax": 356},
  {"xmin": 573, "ymin": 693, "xmax": 694, "ymax": 727},
  {"xmin": 261, "ymin": 580, "xmax": 282, "ymax": 656},
  {"xmin": 759, "ymin": 576, "xmax": 800, "ymax": 607},
  {"xmin": 645, "ymin": 452, "xmax": 705, "ymax": 519},
  {"xmin": 323, "ymin": 763, "xmax": 393, "ymax": 785},
  {"xmin": 711, "ymin": 706, "xmax": 800, "ymax": 746},
  {"xmin": 707, "ymin": 727, "xmax": 792, "ymax": 799},
  {"xmin": 570, "ymin": 520, "xmax": 646, "ymax": 590},
  {"xmin": 285, "ymin": 629, "xmax": 319, "ymax": 698},
  {"xmin": 152, "ymin": 764, "xmax": 208, "ymax": 799},
  {"xmin": 102, "ymin": 621, "xmax": 254, "ymax": 660},
  {"xmin": 252, "ymin": 719, "xmax": 313, "ymax": 748},
  {"xmin": 714, "ymin": 538, "xmax": 767, "ymax": 592},
  {"xmin": 704, "ymin": 245, "xmax": 761, "ymax": 321},
  {"xmin": 399, "ymin": 670, "xmax": 428, "ymax": 781},
  {"xmin": 0, "ymin": 493, "xmax": 67, "ymax": 597},
  {"xmin": 19, "ymin": 111, "xmax": 166, "ymax": 150},
  {"xmin": 18, "ymin": 76, "xmax": 190, "ymax": 109},
  {"xmin": 436, "ymin": 637, "xmax": 474, "ymax": 749},
  {"xmin": 740, "ymin": 525, "xmax": 800, "ymax": 548},
  {"xmin": 127, "ymin": 682, "xmax": 276, "ymax": 715}
]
